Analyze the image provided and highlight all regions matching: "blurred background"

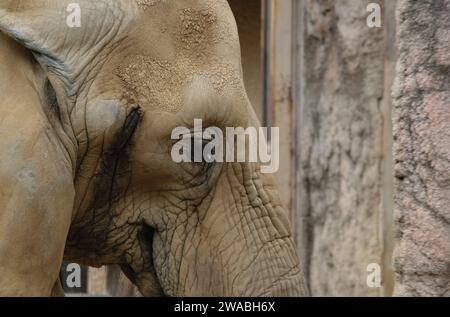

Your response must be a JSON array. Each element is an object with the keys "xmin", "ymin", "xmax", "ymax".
[{"xmin": 62, "ymin": 0, "xmax": 397, "ymax": 297}]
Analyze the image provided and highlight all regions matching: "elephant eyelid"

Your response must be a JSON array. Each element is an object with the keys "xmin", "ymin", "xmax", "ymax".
[{"xmin": 111, "ymin": 106, "xmax": 143, "ymax": 155}]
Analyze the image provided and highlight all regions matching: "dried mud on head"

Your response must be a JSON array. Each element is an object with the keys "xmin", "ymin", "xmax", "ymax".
[
  {"xmin": 117, "ymin": 54, "xmax": 242, "ymax": 114},
  {"xmin": 178, "ymin": 7, "xmax": 218, "ymax": 54},
  {"xmin": 117, "ymin": 55, "xmax": 184, "ymax": 113},
  {"xmin": 117, "ymin": 1, "xmax": 243, "ymax": 113}
]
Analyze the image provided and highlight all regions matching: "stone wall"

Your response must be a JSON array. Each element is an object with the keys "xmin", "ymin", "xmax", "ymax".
[{"xmin": 393, "ymin": 0, "xmax": 450, "ymax": 296}]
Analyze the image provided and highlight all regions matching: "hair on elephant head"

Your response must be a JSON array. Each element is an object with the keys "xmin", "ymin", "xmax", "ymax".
[{"xmin": 0, "ymin": 0, "xmax": 308, "ymax": 296}]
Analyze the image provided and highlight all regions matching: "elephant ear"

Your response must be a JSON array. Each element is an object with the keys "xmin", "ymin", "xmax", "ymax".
[{"xmin": 0, "ymin": 0, "xmax": 136, "ymax": 77}]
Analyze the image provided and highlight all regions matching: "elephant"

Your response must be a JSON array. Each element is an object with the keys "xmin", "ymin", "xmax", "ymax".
[
  {"xmin": 0, "ymin": 0, "xmax": 307, "ymax": 296},
  {"xmin": 0, "ymin": 31, "xmax": 69, "ymax": 296}
]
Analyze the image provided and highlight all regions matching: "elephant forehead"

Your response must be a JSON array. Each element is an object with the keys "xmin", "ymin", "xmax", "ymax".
[
  {"xmin": 125, "ymin": 0, "xmax": 240, "ymax": 65},
  {"xmin": 150, "ymin": 0, "xmax": 238, "ymax": 59},
  {"xmin": 117, "ymin": 56, "xmax": 184, "ymax": 113},
  {"xmin": 114, "ymin": 1, "xmax": 241, "ymax": 105},
  {"xmin": 117, "ymin": 54, "xmax": 242, "ymax": 114}
]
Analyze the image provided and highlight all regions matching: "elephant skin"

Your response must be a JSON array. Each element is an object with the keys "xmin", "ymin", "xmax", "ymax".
[{"xmin": 0, "ymin": 32, "xmax": 74, "ymax": 296}]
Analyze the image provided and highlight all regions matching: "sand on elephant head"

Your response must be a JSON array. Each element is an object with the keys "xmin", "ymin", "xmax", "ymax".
[
  {"xmin": 117, "ymin": 54, "xmax": 243, "ymax": 114},
  {"xmin": 117, "ymin": 1, "xmax": 243, "ymax": 113},
  {"xmin": 117, "ymin": 55, "xmax": 184, "ymax": 113},
  {"xmin": 178, "ymin": 7, "xmax": 218, "ymax": 55}
]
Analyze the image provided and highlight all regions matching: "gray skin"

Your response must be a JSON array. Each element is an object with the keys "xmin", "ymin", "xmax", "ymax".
[{"xmin": 0, "ymin": 0, "xmax": 307, "ymax": 296}]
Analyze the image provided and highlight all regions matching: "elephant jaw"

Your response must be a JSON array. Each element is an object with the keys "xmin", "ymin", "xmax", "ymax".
[
  {"xmin": 122, "ymin": 264, "xmax": 165, "ymax": 297},
  {"xmin": 125, "ymin": 224, "xmax": 167, "ymax": 297}
]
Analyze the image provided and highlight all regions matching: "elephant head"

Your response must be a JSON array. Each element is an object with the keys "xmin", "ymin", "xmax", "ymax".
[
  {"xmin": 0, "ymin": 0, "xmax": 307, "ymax": 296},
  {"xmin": 0, "ymin": 30, "xmax": 73, "ymax": 295}
]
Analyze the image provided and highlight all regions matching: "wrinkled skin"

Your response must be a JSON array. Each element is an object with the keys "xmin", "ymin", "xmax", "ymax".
[
  {"xmin": 0, "ymin": 33, "xmax": 72, "ymax": 296},
  {"xmin": 0, "ymin": 0, "xmax": 307, "ymax": 296}
]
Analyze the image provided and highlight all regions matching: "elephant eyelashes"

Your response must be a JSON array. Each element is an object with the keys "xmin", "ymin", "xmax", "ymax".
[
  {"xmin": 112, "ymin": 106, "xmax": 143, "ymax": 155},
  {"xmin": 45, "ymin": 80, "xmax": 61, "ymax": 120}
]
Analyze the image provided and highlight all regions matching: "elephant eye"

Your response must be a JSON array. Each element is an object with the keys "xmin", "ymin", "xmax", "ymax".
[
  {"xmin": 176, "ymin": 134, "xmax": 216, "ymax": 179},
  {"xmin": 106, "ymin": 106, "xmax": 142, "ymax": 157}
]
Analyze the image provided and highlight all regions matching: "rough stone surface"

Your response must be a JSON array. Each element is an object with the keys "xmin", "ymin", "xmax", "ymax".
[
  {"xmin": 393, "ymin": 0, "xmax": 450, "ymax": 296},
  {"xmin": 299, "ymin": 0, "xmax": 387, "ymax": 296}
]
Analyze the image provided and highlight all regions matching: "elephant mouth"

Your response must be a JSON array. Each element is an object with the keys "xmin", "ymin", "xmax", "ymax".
[
  {"xmin": 120, "ymin": 263, "xmax": 138, "ymax": 285},
  {"xmin": 120, "ymin": 224, "xmax": 166, "ymax": 296}
]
